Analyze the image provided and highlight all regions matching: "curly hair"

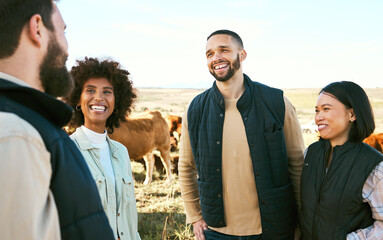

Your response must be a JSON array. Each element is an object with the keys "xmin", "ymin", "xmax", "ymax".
[{"xmin": 66, "ymin": 57, "xmax": 136, "ymax": 133}]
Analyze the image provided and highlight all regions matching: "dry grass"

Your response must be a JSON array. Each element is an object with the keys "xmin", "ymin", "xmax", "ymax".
[
  {"xmin": 133, "ymin": 88, "xmax": 204, "ymax": 117},
  {"xmin": 133, "ymin": 162, "xmax": 194, "ymax": 240}
]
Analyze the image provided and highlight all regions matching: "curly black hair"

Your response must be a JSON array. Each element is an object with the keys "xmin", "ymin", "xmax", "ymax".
[{"xmin": 66, "ymin": 57, "xmax": 136, "ymax": 133}]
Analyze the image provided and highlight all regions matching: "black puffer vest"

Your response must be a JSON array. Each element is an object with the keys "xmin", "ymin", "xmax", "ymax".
[
  {"xmin": 188, "ymin": 74, "xmax": 297, "ymax": 239},
  {"xmin": 300, "ymin": 140, "xmax": 383, "ymax": 240},
  {"xmin": 0, "ymin": 79, "xmax": 114, "ymax": 240}
]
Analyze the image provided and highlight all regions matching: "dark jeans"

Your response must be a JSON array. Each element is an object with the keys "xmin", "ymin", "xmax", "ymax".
[{"xmin": 203, "ymin": 229, "xmax": 262, "ymax": 240}]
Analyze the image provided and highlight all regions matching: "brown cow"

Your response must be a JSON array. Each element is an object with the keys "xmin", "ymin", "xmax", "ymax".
[
  {"xmin": 109, "ymin": 111, "xmax": 172, "ymax": 184},
  {"xmin": 164, "ymin": 115, "xmax": 182, "ymax": 152},
  {"xmin": 169, "ymin": 136, "xmax": 178, "ymax": 152},
  {"xmin": 364, "ymin": 133, "xmax": 383, "ymax": 153},
  {"xmin": 141, "ymin": 154, "xmax": 179, "ymax": 175},
  {"xmin": 165, "ymin": 115, "xmax": 182, "ymax": 137}
]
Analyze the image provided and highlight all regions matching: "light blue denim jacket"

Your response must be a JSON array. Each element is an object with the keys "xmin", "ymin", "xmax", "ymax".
[{"xmin": 71, "ymin": 127, "xmax": 140, "ymax": 240}]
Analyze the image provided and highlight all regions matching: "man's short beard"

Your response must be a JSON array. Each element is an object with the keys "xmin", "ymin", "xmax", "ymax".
[
  {"xmin": 40, "ymin": 35, "xmax": 73, "ymax": 98},
  {"xmin": 210, "ymin": 54, "xmax": 241, "ymax": 82}
]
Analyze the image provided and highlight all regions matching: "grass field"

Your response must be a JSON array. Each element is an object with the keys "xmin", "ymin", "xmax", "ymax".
[
  {"xmin": 131, "ymin": 87, "xmax": 383, "ymax": 239},
  {"xmin": 133, "ymin": 163, "xmax": 193, "ymax": 240}
]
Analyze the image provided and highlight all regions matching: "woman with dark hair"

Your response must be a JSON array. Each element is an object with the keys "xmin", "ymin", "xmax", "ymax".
[
  {"xmin": 66, "ymin": 57, "xmax": 140, "ymax": 240},
  {"xmin": 300, "ymin": 81, "xmax": 383, "ymax": 239}
]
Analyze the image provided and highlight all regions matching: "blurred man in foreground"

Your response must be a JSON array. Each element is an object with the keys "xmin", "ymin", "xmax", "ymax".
[{"xmin": 0, "ymin": 1, "xmax": 114, "ymax": 239}]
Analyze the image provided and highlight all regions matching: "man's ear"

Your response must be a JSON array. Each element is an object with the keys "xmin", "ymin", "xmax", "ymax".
[
  {"xmin": 27, "ymin": 14, "xmax": 44, "ymax": 47},
  {"xmin": 240, "ymin": 49, "xmax": 247, "ymax": 62}
]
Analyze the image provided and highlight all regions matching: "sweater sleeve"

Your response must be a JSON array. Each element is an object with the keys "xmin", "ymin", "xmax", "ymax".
[
  {"xmin": 283, "ymin": 96, "xmax": 305, "ymax": 211},
  {"xmin": 178, "ymin": 109, "xmax": 203, "ymax": 224},
  {"xmin": 0, "ymin": 113, "xmax": 61, "ymax": 240}
]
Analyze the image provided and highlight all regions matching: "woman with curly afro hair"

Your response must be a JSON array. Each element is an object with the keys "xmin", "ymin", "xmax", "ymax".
[
  {"xmin": 66, "ymin": 57, "xmax": 136, "ymax": 133},
  {"xmin": 66, "ymin": 57, "xmax": 141, "ymax": 240}
]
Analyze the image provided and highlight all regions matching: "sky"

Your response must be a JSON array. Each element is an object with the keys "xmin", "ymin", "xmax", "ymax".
[{"xmin": 58, "ymin": 0, "xmax": 383, "ymax": 89}]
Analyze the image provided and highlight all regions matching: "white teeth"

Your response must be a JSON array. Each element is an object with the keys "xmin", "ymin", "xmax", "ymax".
[
  {"xmin": 91, "ymin": 105, "xmax": 106, "ymax": 111},
  {"xmin": 214, "ymin": 64, "xmax": 226, "ymax": 70},
  {"xmin": 317, "ymin": 124, "xmax": 326, "ymax": 130}
]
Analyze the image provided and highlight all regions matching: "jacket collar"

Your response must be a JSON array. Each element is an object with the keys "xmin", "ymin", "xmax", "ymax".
[
  {"xmin": 323, "ymin": 139, "xmax": 359, "ymax": 153},
  {"xmin": 0, "ymin": 72, "xmax": 29, "ymax": 87},
  {"xmin": 237, "ymin": 74, "xmax": 252, "ymax": 111},
  {"xmin": 73, "ymin": 127, "xmax": 119, "ymax": 158},
  {"xmin": 211, "ymin": 81, "xmax": 225, "ymax": 110},
  {"xmin": 211, "ymin": 73, "xmax": 252, "ymax": 111},
  {"xmin": 0, "ymin": 78, "xmax": 73, "ymax": 127}
]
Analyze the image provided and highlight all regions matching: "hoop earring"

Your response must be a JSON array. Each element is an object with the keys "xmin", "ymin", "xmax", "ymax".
[{"xmin": 75, "ymin": 105, "xmax": 81, "ymax": 111}]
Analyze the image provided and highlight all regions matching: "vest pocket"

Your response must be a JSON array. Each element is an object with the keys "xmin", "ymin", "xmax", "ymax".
[
  {"xmin": 197, "ymin": 178, "xmax": 222, "ymax": 215},
  {"xmin": 263, "ymin": 129, "xmax": 284, "ymax": 158},
  {"xmin": 263, "ymin": 129, "xmax": 289, "ymax": 185}
]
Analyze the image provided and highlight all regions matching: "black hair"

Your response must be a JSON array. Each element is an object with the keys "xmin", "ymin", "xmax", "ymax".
[
  {"xmin": 320, "ymin": 81, "xmax": 375, "ymax": 142},
  {"xmin": 207, "ymin": 29, "xmax": 244, "ymax": 49}
]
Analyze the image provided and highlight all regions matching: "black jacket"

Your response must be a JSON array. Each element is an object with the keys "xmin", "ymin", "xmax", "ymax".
[
  {"xmin": 301, "ymin": 140, "xmax": 383, "ymax": 240},
  {"xmin": 0, "ymin": 78, "xmax": 114, "ymax": 240}
]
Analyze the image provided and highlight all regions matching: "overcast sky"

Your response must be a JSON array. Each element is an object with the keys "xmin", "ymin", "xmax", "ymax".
[{"xmin": 58, "ymin": 0, "xmax": 383, "ymax": 89}]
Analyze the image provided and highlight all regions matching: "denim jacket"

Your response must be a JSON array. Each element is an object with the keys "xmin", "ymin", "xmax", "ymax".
[{"xmin": 71, "ymin": 127, "xmax": 140, "ymax": 240}]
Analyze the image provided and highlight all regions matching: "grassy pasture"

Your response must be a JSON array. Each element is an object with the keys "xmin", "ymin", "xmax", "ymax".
[{"xmin": 132, "ymin": 87, "xmax": 383, "ymax": 239}]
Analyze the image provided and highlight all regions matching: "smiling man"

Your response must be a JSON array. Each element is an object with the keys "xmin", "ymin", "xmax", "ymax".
[
  {"xmin": 0, "ymin": 1, "xmax": 114, "ymax": 239},
  {"xmin": 179, "ymin": 29, "xmax": 305, "ymax": 240}
]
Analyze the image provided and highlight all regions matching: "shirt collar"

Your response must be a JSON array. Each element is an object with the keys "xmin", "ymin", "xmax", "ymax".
[
  {"xmin": 81, "ymin": 125, "xmax": 107, "ymax": 144},
  {"xmin": 73, "ymin": 127, "xmax": 120, "ymax": 158},
  {"xmin": 0, "ymin": 72, "xmax": 31, "ymax": 88}
]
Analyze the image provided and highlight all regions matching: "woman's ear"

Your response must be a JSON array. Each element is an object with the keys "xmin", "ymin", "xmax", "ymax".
[{"xmin": 349, "ymin": 109, "xmax": 356, "ymax": 122}]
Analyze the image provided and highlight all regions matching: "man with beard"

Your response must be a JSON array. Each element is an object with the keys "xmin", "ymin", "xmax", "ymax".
[
  {"xmin": 0, "ymin": 1, "xmax": 114, "ymax": 239},
  {"xmin": 179, "ymin": 29, "xmax": 305, "ymax": 240}
]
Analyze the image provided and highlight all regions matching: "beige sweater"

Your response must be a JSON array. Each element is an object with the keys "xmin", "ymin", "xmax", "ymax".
[{"xmin": 179, "ymin": 96, "xmax": 305, "ymax": 236}]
